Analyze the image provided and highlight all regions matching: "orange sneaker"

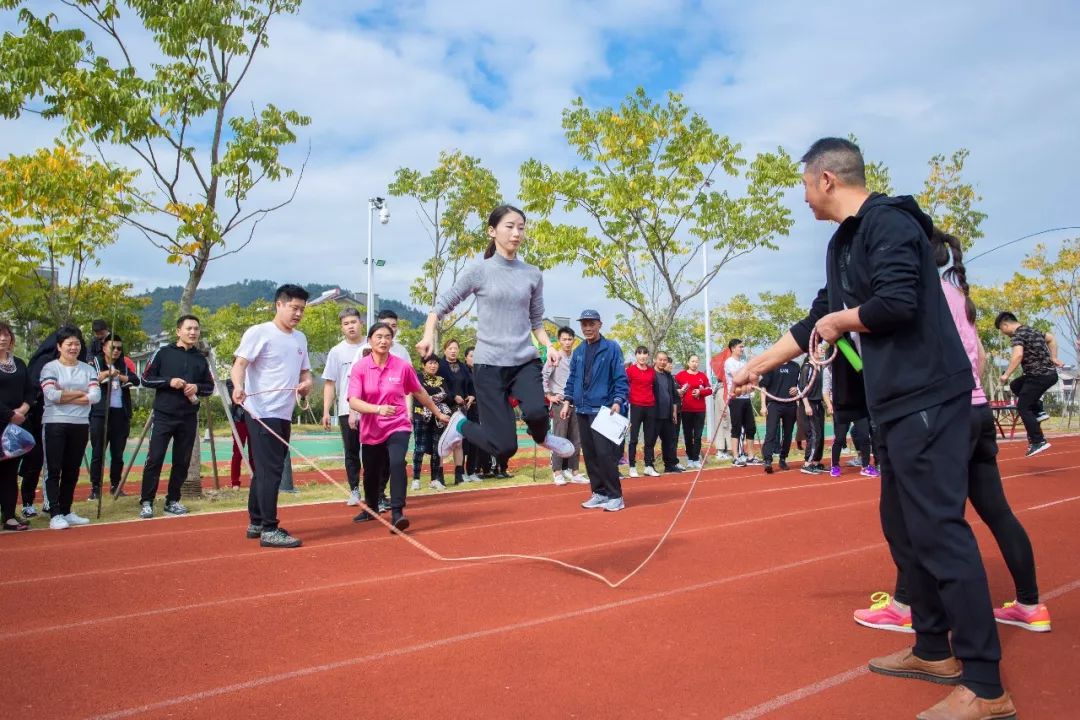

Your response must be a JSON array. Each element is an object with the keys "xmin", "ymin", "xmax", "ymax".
[{"xmin": 854, "ymin": 591, "xmax": 914, "ymax": 634}]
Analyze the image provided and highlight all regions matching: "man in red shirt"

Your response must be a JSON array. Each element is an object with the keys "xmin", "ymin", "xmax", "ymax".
[{"xmin": 625, "ymin": 346, "xmax": 658, "ymax": 477}]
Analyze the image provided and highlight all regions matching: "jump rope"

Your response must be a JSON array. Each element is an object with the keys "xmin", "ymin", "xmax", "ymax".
[{"xmin": 240, "ymin": 329, "xmax": 843, "ymax": 589}]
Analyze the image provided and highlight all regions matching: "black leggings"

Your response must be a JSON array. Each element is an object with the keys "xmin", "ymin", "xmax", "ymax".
[
  {"xmin": 627, "ymin": 404, "xmax": 656, "ymax": 466},
  {"xmin": 831, "ymin": 418, "xmax": 871, "ymax": 467},
  {"xmin": 363, "ymin": 431, "xmax": 410, "ymax": 512},
  {"xmin": 893, "ymin": 403, "xmax": 1039, "ymax": 606},
  {"xmin": 680, "ymin": 411, "xmax": 705, "ymax": 462},
  {"xmin": 462, "ymin": 361, "xmax": 548, "ymax": 462},
  {"xmin": 0, "ymin": 458, "xmax": 19, "ymax": 522}
]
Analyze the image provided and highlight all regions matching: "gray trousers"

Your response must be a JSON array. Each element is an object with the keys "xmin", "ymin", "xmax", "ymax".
[{"xmin": 549, "ymin": 405, "xmax": 581, "ymax": 472}]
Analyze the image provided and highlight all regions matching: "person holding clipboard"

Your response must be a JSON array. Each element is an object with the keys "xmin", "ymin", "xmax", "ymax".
[{"xmin": 560, "ymin": 310, "xmax": 629, "ymax": 512}]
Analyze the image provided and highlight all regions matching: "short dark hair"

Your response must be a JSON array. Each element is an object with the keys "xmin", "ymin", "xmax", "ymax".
[
  {"xmin": 557, "ymin": 326, "xmax": 575, "ymax": 339},
  {"xmin": 376, "ymin": 309, "xmax": 398, "ymax": 321},
  {"xmin": 728, "ymin": 338, "xmax": 743, "ymax": 350},
  {"xmin": 421, "ymin": 354, "xmax": 440, "ymax": 366},
  {"xmin": 464, "ymin": 346, "xmax": 475, "ymax": 356},
  {"xmin": 274, "ymin": 284, "xmax": 310, "ymax": 303},
  {"xmin": 176, "ymin": 314, "xmax": 200, "ymax": 328},
  {"xmin": 994, "ymin": 311, "xmax": 1018, "ymax": 329},
  {"xmin": 338, "ymin": 307, "xmax": 361, "ymax": 321},
  {"xmin": 92, "ymin": 319, "xmax": 109, "ymax": 333},
  {"xmin": 55, "ymin": 325, "xmax": 83, "ymax": 348},
  {"xmin": 104, "ymin": 333, "xmax": 124, "ymax": 344},
  {"xmin": 0, "ymin": 320, "xmax": 13, "ymax": 342},
  {"xmin": 801, "ymin": 137, "xmax": 866, "ymax": 187},
  {"xmin": 635, "ymin": 345, "xmax": 649, "ymax": 355},
  {"xmin": 367, "ymin": 321, "xmax": 393, "ymax": 340}
]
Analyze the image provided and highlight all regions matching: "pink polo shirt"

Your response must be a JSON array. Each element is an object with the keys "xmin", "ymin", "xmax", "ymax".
[
  {"xmin": 941, "ymin": 279, "xmax": 987, "ymax": 405},
  {"xmin": 347, "ymin": 352, "xmax": 422, "ymax": 445}
]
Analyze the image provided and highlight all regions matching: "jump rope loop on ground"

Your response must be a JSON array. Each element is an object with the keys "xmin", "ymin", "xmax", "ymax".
[{"xmin": 240, "ymin": 331, "xmax": 833, "ymax": 588}]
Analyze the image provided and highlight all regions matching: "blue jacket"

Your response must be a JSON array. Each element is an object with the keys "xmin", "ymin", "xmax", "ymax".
[{"xmin": 563, "ymin": 335, "xmax": 629, "ymax": 415}]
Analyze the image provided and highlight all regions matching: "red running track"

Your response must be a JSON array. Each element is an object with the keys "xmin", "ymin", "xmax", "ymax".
[{"xmin": 1, "ymin": 435, "xmax": 1079, "ymax": 719}]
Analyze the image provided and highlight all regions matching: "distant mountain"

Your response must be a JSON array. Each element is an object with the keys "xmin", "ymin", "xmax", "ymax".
[{"xmin": 139, "ymin": 280, "xmax": 424, "ymax": 333}]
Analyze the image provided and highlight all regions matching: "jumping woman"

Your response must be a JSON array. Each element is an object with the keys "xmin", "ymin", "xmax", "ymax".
[{"xmin": 417, "ymin": 205, "xmax": 575, "ymax": 466}]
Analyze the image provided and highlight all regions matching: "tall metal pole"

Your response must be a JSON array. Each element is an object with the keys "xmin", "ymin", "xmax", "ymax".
[
  {"xmin": 366, "ymin": 199, "xmax": 375, "ymax": 328},
  {"xmin": 703, "ymin": 244, "xmax": 714, "ymax": 432}
]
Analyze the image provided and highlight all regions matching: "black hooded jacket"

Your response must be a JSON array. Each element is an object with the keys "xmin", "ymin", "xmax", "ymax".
[{"xmin": 790, "ymin": 194, "xmax": 973, "ymax": 425}]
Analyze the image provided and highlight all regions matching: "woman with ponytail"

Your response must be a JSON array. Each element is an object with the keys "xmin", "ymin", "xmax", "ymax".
[
  {"xmin": 853, "ymin": 229, "xmax": 1051, "ymax": 634},
  {"xmin": 417, "ymin": 205, "xmax": 576, "ymax": 469}
]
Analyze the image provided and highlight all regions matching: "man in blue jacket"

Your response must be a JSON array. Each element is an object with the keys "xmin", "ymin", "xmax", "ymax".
[
  {"xmin": 732, "ymin": 138, "xmax": 1012, "ymax": 720},
  {"xmin": 560, "ymin": 310, "xmax": 629, "ymax": 512}
]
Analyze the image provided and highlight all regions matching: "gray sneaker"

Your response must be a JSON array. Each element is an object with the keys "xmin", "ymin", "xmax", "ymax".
[
  {"xmin": 139, "ymin": 502, "xmax": 153, "ymax": 519},
  {"xmin": 260, "ymin": 527, "xmax": 302, "ymax": 548},
  {"xmin": 581, "ymin": 493, "xmax": 608, "ymax": 509},
  {"xmin": 246, "ymin": 523, "xmax": 263, "ymax": 538},
  {"xmin": 164, "ymin": 500, "xmax": 189, "ymax": 515},
  {"xmin": 601, "ymin": 496, "xmax": 625, "ymax": 512},
  {"xmin": 1035, "ymin": 411, "xmax": 1050, "ymax": 423},
  {"xmin": 21, "ymin": 504, "xmax": 37, "ymax": 518}
]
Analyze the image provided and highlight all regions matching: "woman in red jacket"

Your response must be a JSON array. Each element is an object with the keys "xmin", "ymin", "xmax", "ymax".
[
  {"xmin": 625, "ymin": 346, "xmax": 657, "ymax": 477},
  {"xmin": 675, "ymin": 355, "xmax": 712, "ymax": 469}
]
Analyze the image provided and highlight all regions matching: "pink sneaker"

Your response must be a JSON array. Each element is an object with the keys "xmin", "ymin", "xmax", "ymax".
[
  {"xmin": 994, "ymin": 601, "xmax": 1051, "ymax": 632},
  {"xmin": 860, "ymin": 464, "xmax": 880, "ymax": 477},
  {"xmin": 829, "ymin": 465, "xmax": 841, "ymax": 477},
  {"xmin": 854, "ymin": 592, "xmax": 913, "ymax": 633}
]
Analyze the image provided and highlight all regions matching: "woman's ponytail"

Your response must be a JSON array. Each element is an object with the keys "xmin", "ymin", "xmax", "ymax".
[{"xmin": 932, "ymin": 228, "xmax": 976, "ymax": 325}]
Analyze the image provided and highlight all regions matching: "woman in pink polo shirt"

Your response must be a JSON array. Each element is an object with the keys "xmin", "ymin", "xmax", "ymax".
[{"xmin": 348, "ymin": 322, "xmax": 449, "ymax": 532}]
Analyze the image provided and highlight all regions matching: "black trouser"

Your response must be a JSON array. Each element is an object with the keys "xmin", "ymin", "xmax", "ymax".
[
  {"xmin": 762, "ymin": 403, "xmax": 796, "ymax": 463},
  {"xmin": 363, "ymin": 431, "xmax": 410, "ymax": 513},
  {"xmin": 337, "ymin": 415, "xmax": 362, "ymax": 490},
  {"xmin": 656, "ymin": 414, "xmax": 679, "ymax": 469},
  {"xmin": 680, "ymin": 411, "xmax": 705, "ymax": 462},
  {"xmin": 831, "ymin": 418, "xmax": 871, "ymax": 467},
  {"xmin": 803, "ymin": 401, "xmax": 825, "ymax": 463},
  {"xmin": 247, "ymin": 417, "xmax": 291, "ymax": 531},
  {"xmin": 578, "ymin": 414, "xmax": 622, "ymax": 499},
  {"xmin": 0, "ymin": 457, "xmax": 19, "ymax": 522},
  {"xmin": 893, "ymin": 403, "xmax": 1040, "ymax": 607},
  {"xmin": 876, "ymin": 393, "xmax": 1001, "ymax": 696},
  {"xmin": 464, "ymin": 361, "xmax": 548, "ymax": 461},
  {"xmin": 140, "ymin": 413, "xmax": 198, "ymax": 504},
  {"xmin": 90, "ymin": 412, "xmax": 130, "ymax": 492},
  {"xmin": 627, "ymin": 404, "xmax": 656, "ymax": 467},
  {"xmin": 42, "ymin": 423, "xmax": 89, "ymax": 518},
  {"xmin": 18, "ymin": 410, "xmax": 44, "ymax": 506},
  {"xmin": 728, "ymin": 398, "xmax": 756, "ymax": 447},
  {"xmin": 1010, "ymin": 373, "xmax": 1057, "ymax": 444}
]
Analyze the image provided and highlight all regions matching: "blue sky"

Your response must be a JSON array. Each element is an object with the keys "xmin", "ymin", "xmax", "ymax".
[{"xmin": 2, "ymin": 0, "xmax": 1079, "ymax": 360}]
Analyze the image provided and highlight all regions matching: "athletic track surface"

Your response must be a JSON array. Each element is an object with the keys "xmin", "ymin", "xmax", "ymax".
[{"xmin": 2, "ymin": 435, "xmax": 1078, "ymax": 719}]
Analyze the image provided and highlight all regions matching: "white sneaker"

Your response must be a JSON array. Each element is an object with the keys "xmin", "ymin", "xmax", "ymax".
[
  {"xmin": 717, "ymin": 451, "xmax": 733, "ymax": 460},
  {"xmin": 570, "ymin": 473, "xmax": 590, "ymax": 484},
  {"xmin": 49, "ymin": 515, "xmax": 70, "ymax": 530},
  {"xmin": 411, "ymin": 479, "xmax": 420, "ymax": 491},
  {"xmin": 553, "ymin": 473, "xmax": 568, "ymax": 486},
  {"xmin": 430, "ymin": 480, "xmax": 446, "ymax": 491},
  {"xmin": 437, "ymin": 411, "xmax": 467, "ymax": 457},
  {"xmin": 468, "ymin": 474, "xmax": 483, "ymax": 483},
  {"xmin": 346, "ymin": 488, "xmax": 360, "ymax": 506},
  {"xmin": 64, "ymin": 512, "xmax": 90, "ymax": 526},
  {"xmin": 562, "ymin": 469, "xmax": 574, "ymax": 482},
  {"xmin": 581, "ymin": 493, "xmax": 608, "ymax": 509},
  {"xmin": 628, "ymin": 467, "xmax": 639, "ymax": 478},
  {"xmin": 643, "ymin": 466, "xmax": 659, "ymax": 477},
  {"xmin": 541, "ymin": 433, "xmax": 575, "ymax": 458}
]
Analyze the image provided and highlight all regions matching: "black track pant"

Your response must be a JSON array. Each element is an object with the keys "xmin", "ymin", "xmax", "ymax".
[
  {"xmin": 680, "ymin": 411, "xmax": 705, "ymax": 462},
  {"xmin": 463, "ymin": 361, "xmax": 548, "ymax": 461},
  {"xmin": 803, "ymin": 401, "xmax": 825, "ymax": 463},
  {"xmin": 43, "ymin": 423, "xmax": 89, "ymax": 517},
  {"xmin": 1010, "ymin": 373, "xmax": 1057, "ymax": 444},
  {"xmin": 656, "ymin": 414, "xmax": 679, "ymax": 469},
  {"xmin": 627, "ymin": 404, "xmax": 656, "ymax": 467},
  {"xmin": 90, "ymin": 413, "xmax": 130, "ymax": 491},
  {"xmin": 0, "ymin": 458, "xmax": 20, "ymax": 522},
  {"xmin": 140, "ymin": 414, "xmax": 198, "ymax": 504},
  {"xmin": 247, "ymin": 417, "xmax": 291, "ymax": 531},
  {"xmin": 363, "ymin": 431, "xmax": 410, "ymax": 513},
  {"xmin": 831, "ymin": 418, "xmax": 871, "ymax": 467},
  {"xmin": 762, "ymin": 403, "xmax": 796, "ymax": 463},
  {"xmin": 337, "ymin": 415, "xmax": 362, "ymax": 490},
  {"xmin": 877, "ymin": 394, "xmax": 1002, "ymax": 697},
  {"xmin": 579, "ymin": 414, "xmax": 622, "ymax": 499},
  {"xmin": 18, "ymin": 411, "xmax": 44, "ymax": 506}
]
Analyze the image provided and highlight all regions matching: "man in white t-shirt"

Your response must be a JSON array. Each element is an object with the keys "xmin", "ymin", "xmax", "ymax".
[
  {"xmin": 724, "ymin": 338, "xmax": 758, "ymax": 465},
  {"xmin": 231, "ymin": 284, "xmax": 313, "ymax": 549},
  {"xmin": 321, "ymin": 307, "xmax": 365, "ymax": 507}
]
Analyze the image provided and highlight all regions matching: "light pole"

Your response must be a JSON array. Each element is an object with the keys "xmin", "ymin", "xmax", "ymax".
[
  {"xmin": 703, "ymin": 243, "xmax": 714, "ymax": 432},
  {"xmin": 366, "ymin": 197, "xmax": 389, "ymax": 328}
]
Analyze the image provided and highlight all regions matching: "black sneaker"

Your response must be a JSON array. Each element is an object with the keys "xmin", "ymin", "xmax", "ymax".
[
  {"xmin": 260, "ymin": 527, "xmax": 302, "ymax": 548},
  {"xmin": 800, "ymin": 463, "xmax": 818, "ymax": 475},
  {"xmin": 814, "ymin": 463, "xmax": 830, "ymax": 474},
  {"xmin": 778, "ymin": 459, "xmax": 789, "ymax": 471},
  {"xmin": 764, "ymin": 463, "xmax": 773, "ymax": 474},
  {"xmin": 390, "ymin": 512, "xmax": 410, "ymax": 533},
  {"xmin": 88, "ymin": 488, "xmax": 101, "ymax": 501},
  {"xmin": 1035, "ymin": 411, "xmax": 1050, "ymax": 423},
  {"xmin": 747, "ymin": 457, "xmax": 764, "ymax": 466},
  {"xmin": 378, "ymin": 497, "xmax": 391, "ymax": 513},
  {"xmin": 110, "ymin": 487, "xmax": 127, "ymax": 498},
  {"xmin": 1026, "ymin": 440, "xmax": 1051, "ymax": 457},
  {"xmin": 353, "ymin": 510, "xmax": 375, "ymax": 523},
  {"xmin": 164, "ymin": 500, "xmax": 189, "ymax": 515},
  {"xmin": 246, "ymin": 523, "xmax": 262, "ymax": 539}
]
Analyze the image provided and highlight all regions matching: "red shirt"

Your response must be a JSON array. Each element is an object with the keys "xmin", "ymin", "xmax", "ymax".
[
  {"xmin": 674, "ymin": 370, "xmax": 712, "ymax": 413},
  {"xmin": 626, "ymin": 364, "xmax": 656, "ymax": 407},
  {"xmin": 710, "ymin": 349, "xmax": 731, "ymax": 400}
]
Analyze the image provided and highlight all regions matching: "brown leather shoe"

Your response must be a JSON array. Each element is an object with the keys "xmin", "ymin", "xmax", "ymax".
[
  {"xmin": 868, "ymin": 648, "xmax": 961, "ymax": 685},
  {"xmin": 917, "ymin": 686, "xmax": 1017, "ymax": 720}
]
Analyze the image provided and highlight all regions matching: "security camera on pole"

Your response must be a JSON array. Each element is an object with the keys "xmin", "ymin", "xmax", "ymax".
[{"xmin": 366, "ymin": 197, "xmax": 390, "ymax": 328}]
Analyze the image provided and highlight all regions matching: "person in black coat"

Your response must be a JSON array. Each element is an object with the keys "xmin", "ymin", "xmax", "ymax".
[
  {"xmin": 437, "ymin": 339, "xmax": 472, "ymax": 484},
  {"xmin": 89, "ymin": 334, "xmax": 140, "ymax": 498},
  {"xmin": 652, "ymin": 351, "xmax": 682, "ymax": 473},
  {"xmin": 0, "ymin": 321, "xmax": 35, "ymax": 530},
  {"xmin": 731, "ymin": 138, "xmax": 1012, "ymax": 718}
]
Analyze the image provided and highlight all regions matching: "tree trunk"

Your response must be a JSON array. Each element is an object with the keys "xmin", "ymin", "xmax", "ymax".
[{"xmin": 179, "ymin": 256, "xmax": 211, "ymax": 498}]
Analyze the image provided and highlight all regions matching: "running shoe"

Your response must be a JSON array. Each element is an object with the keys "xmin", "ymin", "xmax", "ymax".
[
  {"xmin": 601, "ymin": 496, "xmax": 625, "ymax": 512},
  {"xmin": 570, "ymin": 473, "xmax": 590, "ymax": 484},
  {"xmin": 88, "ymin": 488, "xmax": 100, "ymax": 501},
  {"xmin": 260, "ymin": 527, "xmax": 302, "ymax": 549},
  {"xmin": 246, "ymin": 523, "xmax": 262, "ymax": 538},
  {"xmin": 846, "ymin": 457, "xmax": 863, "ymax": 467},
  {"xmin": 1026, "ymin": 440, "xmax": 1051, "ymax": 457},
  {"xmin": 390, "ymin": 512, "xmax": 410, "ymax": 533},
  {"xmin": 562, "ymin": 469, "xmax": 574, "ymax": 482},
  {"xmin": 763, "ymin": 463, "xmax": 773, "ymax": 474},
  {"xmin": 21, "ymin": 504, "xmax": 37, "ymax": 518},
  {"xmin": 541, "ymin": 433, "xmax": 576, "ymax": 459},
  {"xmin": 378, "ymin": 497, "xmax": 391, "ymax": 513},
  {"xmin": 346, "ymin": 488, "xmax": 360, "ymax": 506},
  {"xmin": 429, "ymin": 480, "xmax": 446, "ymax": 491},
  {"xmin": 1035, "ymin": 411, "xmax": 1050, "ymax": 423},
  {"xmin": 628, "ymin": 467, "xmax": 639, "ymax": 478},
  {"xmin": 860, "ymin": 465, "xmax": 880, "ymax": 478},
  {"xmin": 411, "ymin": 480, "xmax": 420, "ymax": 491},
  {"xmin": 716, "ymin": 451, "xmax": 733, "ymax": 460},
  {"xmin": 854, "ymin": 591, "xmax": 914, "ymax": 634},
  {"xmin": 139, "ymin": 502, "xmax": 154, "ymax": 519},
  {"xmin": 733, "ymin": 456, "xmax": 747, "ymax": 467},
  {"xmin": 437, "ymin": 410, "xmax": 466, "ymax": 456},
  {"xmin": 800, "ymin": 463, "xmax": 819, "ymax": 475},
  {"xmin": 830, "ymin": 466, "xmax": 842, "ymax": 477},
  {"xmin": 49, "ymin": 515, "xmax": 70, "ymax": 530},
  {"xmin": 64, "ymin": 512, "xmax": 90, "ymax": 526},
  {"xmin": 553, "ymin": 472, "xmax": 567, "ymax": 486},
  {"xmin": 747, "ymin": 457, "xmax": 763, "ymax": 466},
  {"xmin": 643, "ymin": 466, "xmax": 660, "ymax": 477},
  {"xmin": 581, "ymin": 493, "xmax": 608, "ymax": 509},
  {"xmin": 993, "ymin": 601, "xmax": 1051, "ymax": 632},
  {"xmin": 778, "ymin": 460, "xmax": 789, "ymax": 471},
  {"xmin": 164, "ymin": 500, "xmax": 189, "ymax": 515}
]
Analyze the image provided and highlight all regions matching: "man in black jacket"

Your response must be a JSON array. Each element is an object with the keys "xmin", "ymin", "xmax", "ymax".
[
  {"xmin": 652, "ymin": 352, "xmax": 682, "ymax": 473},
  {"xmin": 139, "ymin": 315, "xmax": 215, "ymax": 518},
  {"xmin": 89, "ymin": 334, "xmax": 140, "ymax": 499},
  {"xmin": 732, "ymin": 138, "xmax": 1013, "ymax": 719},
  {"xmin": 758, "ymin": 358, "xmax": 799, "ymax": 473}
]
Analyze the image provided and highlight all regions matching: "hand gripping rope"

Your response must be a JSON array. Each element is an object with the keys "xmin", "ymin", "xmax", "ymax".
[
  {"xmin": 239, "ymin": 331, "xmax": 838, "ymax": 589},
  {"xmin": 747, "ymin": 330, "xmax": 842, "ymax": 404}
]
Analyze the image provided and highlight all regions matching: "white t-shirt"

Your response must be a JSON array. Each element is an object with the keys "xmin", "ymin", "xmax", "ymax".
[
  {"xmin": 723, "ymin": 356, "xmax": 746, "ymax": 398},
  {"xmin": 321, "ymin": 339, "xmax": 364, "ymax": 417},
  {"xmin": 235, "ymin": 322, "xmax": 311, "ymax": 420}
]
